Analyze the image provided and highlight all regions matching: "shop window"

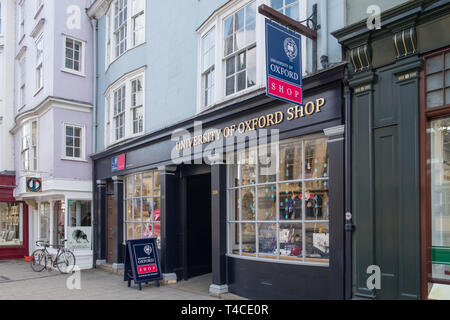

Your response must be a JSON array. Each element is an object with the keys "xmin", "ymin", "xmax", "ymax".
[
  {"xmin": 425, "ymin": 51, "xmax": 450, "ymax": 108},
  {"xmin": 39, "ymin": 202, "xmax": 50, "ymax": 243},
  {"xmin": 0, "ymin": 203, "xmax": 23, "ymax": 246},
  {"xmin": 67, "ymin": 200, "xmax": 92, "ymax": 250},
  {"xmin": 428, "ymin": 117, "xmax": 450, "ymax": 281},
  {"xmin": 53, "ymin": 201, "xmax": 65, "ymax": 246},
  {"xmin": 124, "ymin": 170, "xmax": 161, "ymax": 248},
  {"xmin": 227, "ymin": 135, "xmax": 329, "ymax": 265}
]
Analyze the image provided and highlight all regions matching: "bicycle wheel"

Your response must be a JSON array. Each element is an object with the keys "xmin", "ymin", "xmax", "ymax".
[
  {"xmin": 56, "ymin": 251, "xmax": 76, "ymax": 274},
  {"xmin": 30, "ymin": 249, "xmax": 46, "ymax": 272}
]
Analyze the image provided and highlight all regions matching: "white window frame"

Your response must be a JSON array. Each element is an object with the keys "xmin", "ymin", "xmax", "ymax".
[
  {"xmin": 104, "ymin": 68, "xmax": 146, "ymax": 146},
  {"xmin": 21, "ymin": 119, "xmax": 38, "ymax": 172},
  {"xmin": 62, "ymin": 123, "xmax": 86, "ymax": 161},
  {"xmin": 130, "ymin": 75, "xmax": 144, "ymax": 135},
  {"xmin": 35, "ymin": 34, "xmax": 44, "ymax": 93},
  {"xmin": 105, "ymin": 0, "xmax": 146, "ymax": 69},
  {"xmin": 61, "ymin": 35, "xmax": 86, "ymax": 76},
  {"xmin": 196, "ymin": 0, "xmax": 307, "ymax": 113}
]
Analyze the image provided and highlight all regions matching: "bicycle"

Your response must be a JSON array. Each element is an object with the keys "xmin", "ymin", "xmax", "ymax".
[{"xmin": 30, "ymin": 240, "xmax": 76, "ymax": 274}]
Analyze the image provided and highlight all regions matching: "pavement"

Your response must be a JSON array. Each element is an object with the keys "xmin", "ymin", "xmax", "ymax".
[{"xmin": 0, "ymin": 259, "xmax": 219, "ymax": 300}]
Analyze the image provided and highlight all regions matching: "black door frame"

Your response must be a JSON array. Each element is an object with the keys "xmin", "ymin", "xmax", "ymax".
[{"xmin": 179, "ymin": 165, "xmax": 212, "ymax": 280}]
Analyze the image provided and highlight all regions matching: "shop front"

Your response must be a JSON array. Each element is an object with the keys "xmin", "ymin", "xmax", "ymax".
[
  {"xmin": 0, "ymin": 174, "xmax": 29, "ymax": 260},
  {"xmin": 16, "ymin": 179, "xmax": 94, "ymax": 269},
  {"xmin": 333, "ymin": 0, "xmax": 450, "ymax": 300},
  {"xmin": 93, "ymin": 63, "xmax": 347, "ymax": 299}
]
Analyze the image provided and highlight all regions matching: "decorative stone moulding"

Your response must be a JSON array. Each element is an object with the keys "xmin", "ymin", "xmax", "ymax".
[
  {"xmin": 393, "ymin": 27, "xmax": 417, "ymax": 59},
  {"xmin": 349, "ymin": 44, "xmax": 372, "ymax": 73}
]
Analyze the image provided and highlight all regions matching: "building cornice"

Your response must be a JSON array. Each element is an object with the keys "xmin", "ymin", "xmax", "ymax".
[
  {"xmin": 87, "ymin": 0, "xmax": 113, "ymax": 19},
  {"xmin": 10, "ymin": 97, "xmax": 93, "ymax": 134}
]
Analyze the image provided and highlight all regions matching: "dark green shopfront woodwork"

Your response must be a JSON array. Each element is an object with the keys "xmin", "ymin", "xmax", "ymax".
[{"xmin": 332, "ymin": 0, "xmax": 450, "ymax": 299}]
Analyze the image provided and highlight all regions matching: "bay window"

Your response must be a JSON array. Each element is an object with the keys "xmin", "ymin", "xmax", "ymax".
[
  {"xmin": 223, "ymin": 2, "xmax": 256, "ymax": 96},
  {"xmin": 124, "ymin": 170, "xmax": 161, "ymax": 248},
  {"xmin": 105, "ymin": 69, "xmax": 145, "ymax": 145},
  {"xmin": 114, "ymin": 0, "xmax": 127, "ymax": 58},
  {"xmin": 106, "ymin": 0, "xmax": 146, "ymax": 64},
  {"xmin": 227, "ymin": 135, "xmax": 330, "ymax": 265}
]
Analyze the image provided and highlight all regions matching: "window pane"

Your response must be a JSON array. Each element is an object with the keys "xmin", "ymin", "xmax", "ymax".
[
  {"xmin": 446, "ymin": 52, "xmax": 450, "ymax": 69},
  {"xmin": 445, "ymin": 70, "xmax": 450, "ymax": 87},
  {"xmin": 279, "ymin": 223, "xmax": 302, "ymax": 260},
  {"xmin": 234, "ymin": 8, "xmax": 244, "ymax": 31},
  {"xmin": 237, "ymin": 71, "xmax": 246, "ymax": 91},
  {"xmin": 279, "ymin": 182, "xmax": 302, "ymax": 220},
  {"xmin": 246, "ymin": 3, "xmax": 255, "ymax": 24},
  {"xmin": 304, "ymin": 138, "xmax": 329, "ymax": 179},
  {"xmin": 258, "ymin": 223, "xmax": 277, "ymax": 258},
  {"xmin": 133, "ymin": 174, "xmax": 141, "ymax": 196},
  {"xmin": 153, "ymin": 171, "xmax": 161, "ymax": 196},
  {"xmin": 226, "ymin": 56, "xmax": 235, "ymax": 76},
  {"xmin": 143, "ymin": 222, "xmax": 153, "ymax": 238},
  {"xmin": 229, "ymin": 222, "xmax": 240, "ymax": 254},
  {"xmin": 142, "ymin": 172, "xmax": 153, "ymax": 197},
  {"xmin": 66, "ymin": 147, "xmax": 73, "ymax": 157},
  {"xmin": 224, "ymin": 36, "xmax": 233, "ymax": 56},
  {"xmin": 427, "ymin": 73, "xmax": 444, "ymax": 91},
  {"xmin": 237, "ymin": 52, "xmax": 246, "ymax": 71},
  {"xmin": 257, "ymin": 185, "xmax": 277, "ymax": 221},
  {"xmin": 271, "ymin": 0, "xmax": 283, "ymax": 10},
  {"xmin": 127, "ymin": 223, "xmax": 134, "ymax": 240},
  {"xmin": 305, "ymin": 222, "xmax": 329, "ymax": 262},
  {"xmin": 153, "ymin": 197, "xmax": 161, "ymax": 221},
  {"xmin": 285, "ymin": 3, "xmax": 299, "ymax": 21},
  {"xmin": 446, "ymin": 88, "xmax": 450, "ymax": 105},
  {"xmin": 279, "ymin": 139, "xmax": 302, "ymax": 181},
  {"xmin": 226, "ymin": 76, "xmax": 235, "ymax": 95},
  {"xmin": 132, "ymin": 198, "xmax": 142, "ymax": 221},
  {"xmin": 224, "ymin": 16, "xmax": 233, "ymax": 37},
  {"xmin": 134, "ymin": 223, "xmax": 142, "ymax": 239},
  {"xmin": 258, "ymin": 144, "xmax": 277, "ymax": 183},
  {"xmin": 427, "ymin": 90, "xmax": 444, "ymax": 108},
  {"xmin": 304, "ymin": 180, "xmax": 329, "ymax": 220},
  {"xmin": 142, "ymin": 197, "xmax": 152, "ymax": 221},
  {"xmin": 235, "ymin": 28, "xmax": 245, "ymax": 51},
  {"xmin": 74, "ymin": 148, "xmax": 81, "ymax": 158},
  {"xmin": 427, "ymin": 55, "xmax": 444, "ymax": 74},
  {"xmin": 241, "ymin": 187, "xmax": 255, "ymax": 220},
  {"xmin": 242, "ymin": 223, "xmax": 256, "ymax": 254},
  {"xmin": 246, "ymin": 22, "xmax": 256, "ymax": 44},
  {"xmin": 127, "ymin": 200, "xmax": 133, "ymax": 221},
  {"xmin": 68, "ymin": 200, "xmax": 91, "ymax": 227},
  {"xmin": 239, "ymin": 148, "xmax": 256, "ymax": 186},
  {"xmin": 429, "ymin": 117, "xmax": 450, "ymax": 280}
]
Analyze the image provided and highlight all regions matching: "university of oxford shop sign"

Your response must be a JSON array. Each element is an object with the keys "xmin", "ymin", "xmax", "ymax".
[{"xmin": 174, "ymin": 97, "xmax": 328, "ymax": 152}]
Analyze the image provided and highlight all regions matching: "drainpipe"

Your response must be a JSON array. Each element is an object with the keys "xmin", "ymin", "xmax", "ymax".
[
  {"xmin": 91, "ymin": 19, "xmax": 98, "ymax": 154},
  {"xmin": 320, "ymin": 0, "xmax": 328, "ymax": 66}
]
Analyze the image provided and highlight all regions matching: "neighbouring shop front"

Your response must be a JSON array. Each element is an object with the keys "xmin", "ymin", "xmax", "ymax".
[
  {"xmin": 0, "ymin": 174, "xmax": 29, "ymax": 260},
  {"xmin": 93, "ymin": 63, "xmax": 347, "ymax": 299},
  {"xmin": 18, "ymin": 182, "xmax": 93, "ymax": 269},
  {"xmin": 333, "ymin": 0, "xmax": 450, "ymax": 299}
]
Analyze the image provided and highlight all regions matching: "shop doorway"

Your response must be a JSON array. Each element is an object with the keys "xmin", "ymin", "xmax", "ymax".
[
  {"xmin": 185, "ymin": 173, "xmax": 212, "ymax": 279},
  {"xmin": 106, "ymin": 195, "xmax": 115, "ymax": 263}
]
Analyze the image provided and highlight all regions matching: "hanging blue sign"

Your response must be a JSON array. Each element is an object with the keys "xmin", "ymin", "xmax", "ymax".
[
  {"xmin": 265, "ymin": 18, "xmax": 303, "ymax": 105},
  {"xmin": 124, "ymin": 238, "xmax": 162, "ymax": 290}
]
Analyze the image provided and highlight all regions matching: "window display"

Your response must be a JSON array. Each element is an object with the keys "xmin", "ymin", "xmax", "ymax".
[
  {"xmin": 124, "ymin": 170, "xmax": 161, "ymax": 248},
  {"xmin": 39, "ymin": 202, "xmax": 50, "ymax": 242},
  {"xmin": 0, "ymin": 203, "xmax": 23, "ymax": 246},
  {"xmin": 429, "ymin": 117, "xmax": 450, "ymax": 281},
  {"xmin": 227, "ymin": 135, "xmax": 329, "ymax": 264}
]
